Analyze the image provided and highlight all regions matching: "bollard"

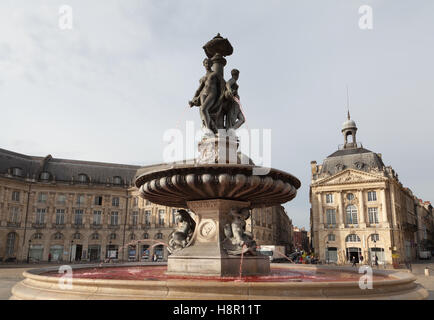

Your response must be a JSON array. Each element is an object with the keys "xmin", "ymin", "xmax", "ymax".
[{"xmin": 425, "ymin": 267, "xmax": 430, "ymax": 276}]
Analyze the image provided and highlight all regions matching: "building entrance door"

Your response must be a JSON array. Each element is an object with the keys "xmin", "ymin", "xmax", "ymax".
[
  {"xmin": 75, "ymin": 244, "xmax": 82, "ymax": 261},
  {"xmin": 89, "ymin": 245, "xmax": 101, "ymax": 261},
  {"xmin": 346, "ymin": 247, "xmax": 361, "ymax": 263}
]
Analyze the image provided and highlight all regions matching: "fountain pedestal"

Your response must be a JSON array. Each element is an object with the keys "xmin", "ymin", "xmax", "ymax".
[{"xmin": 167, "ymin": 199, "xmax": 270, "ymax": 276}]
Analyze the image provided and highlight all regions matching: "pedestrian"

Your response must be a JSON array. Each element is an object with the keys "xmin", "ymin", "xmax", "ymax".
[
  {"xmin": 359, "ymin": 254, "xmax": 364, "ymax": 265},
  {"xmin": 374, "ymin": 255, "xmax": 379, "ymax": 267},
  {"xmin": 48, "ymin": 253, "xmax": 52, "ymax": 262},
  {"xmin": 351, "ymin": 256, "xmax": 357, "ymax": 267}
]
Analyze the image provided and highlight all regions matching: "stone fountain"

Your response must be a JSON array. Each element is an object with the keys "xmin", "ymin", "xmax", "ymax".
[
  {"xmin": 10, "ymin": 35, "xmax": 428, "ymax": 300},
  {"xmin": 135, "ymin": 33, "xmax": 300, "ymax": 277}
]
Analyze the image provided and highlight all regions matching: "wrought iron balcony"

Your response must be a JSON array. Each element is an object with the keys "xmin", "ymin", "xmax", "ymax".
[
  {"xmin": 7, "ymin": 222, "xmax": 20, "ymax": 228},
  {"xmin": 54, "ymin": 224, "xmax": 65, "ymax": 229},
  {"xmin": 91, "ymin": 223, "xmax": 102, "ymax": 229},
  {"xmin": 32, "ymin": 223, "xmax": 46, "ymax": 229}
]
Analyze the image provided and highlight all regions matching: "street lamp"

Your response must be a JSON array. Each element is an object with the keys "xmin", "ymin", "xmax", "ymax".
[
  {"xmin": 27, "ymin": 239, "xmax": 32, "ymax": 263},
  {"xmin": 326, "ymin": 241, "xmax": 329, "ymax": 264}
]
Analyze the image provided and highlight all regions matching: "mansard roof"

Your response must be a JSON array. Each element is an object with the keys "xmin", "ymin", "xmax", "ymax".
[
  {"xmin": 319, "ymin": 147, "xmax": 385, "ymax": 176},
  {"xmin": 0, "ymin": 147, "xmax": 140, "ymax": 185}
]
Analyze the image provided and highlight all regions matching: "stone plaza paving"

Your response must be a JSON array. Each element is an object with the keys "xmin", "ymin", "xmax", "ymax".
[{"xmin": 0, "ymin": 261, "xmax": 433, "ymax": 300}]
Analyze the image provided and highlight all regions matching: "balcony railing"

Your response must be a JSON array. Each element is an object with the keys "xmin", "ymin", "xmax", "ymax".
[
  {"xmin": 325, "ymin": 224, "xmax": 336, "ymax": 229},
  {"xmin": 91, "ymin": 223, "xmax": 102, "ymax": 229},
  {"xmin": 108, "ymin": 224, "xmax": 120, "ymax": 229},
  {"xmin": 73, "ymin": 223, "xmax": 84, "ymax": 229},
  {"xmin": 7, "ymin": 222, "xmax": 20, "ymax": 227},
  {"xmin": 32, "ymin": 223, "xmax": 46, "ymax": 228},
  {"xmin": 54, "ymin": 224, "xmax": 65, "ymax": 229}
]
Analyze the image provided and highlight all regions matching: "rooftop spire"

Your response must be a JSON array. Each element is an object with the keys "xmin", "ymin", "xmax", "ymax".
[{"xmin": 346, "ymin": 85, "xmax": 350, "ymax": 120}]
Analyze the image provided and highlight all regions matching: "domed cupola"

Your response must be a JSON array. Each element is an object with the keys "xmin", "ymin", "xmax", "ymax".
[{"xmin": 342, "ymin": 111, "xmax": 358, "ymax": 149}]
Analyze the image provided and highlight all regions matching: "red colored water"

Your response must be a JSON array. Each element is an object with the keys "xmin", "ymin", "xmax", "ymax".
[{"xmin": 44, "ymin": 266, "xmax": 390, "ymax": 283}]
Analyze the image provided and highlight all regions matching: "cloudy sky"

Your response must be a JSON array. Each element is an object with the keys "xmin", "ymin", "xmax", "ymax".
[{"xmin": 1, "ymin": 0, "xmax": 433, "ymax": 228}]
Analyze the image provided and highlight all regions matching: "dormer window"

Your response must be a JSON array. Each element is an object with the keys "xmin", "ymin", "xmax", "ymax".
[
  {"xmin": 12, "ymin": 167, "xmax": 23, "ymax": 177},
  {"xmin": 113, "ymin": 176, "xmax": 122, "ymax": 185},
  {"xmin": 78, "ymin": 174, "xmax": 88, "ymax": 183},
  {"xmin": 40, "ymin": 172, "xmax": 50, "ymax": 181}
]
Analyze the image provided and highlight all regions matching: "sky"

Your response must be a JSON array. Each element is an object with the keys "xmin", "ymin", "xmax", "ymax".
[{"xmin": 1, "ymin": 0, "xmax": 433, "ymax": 229}]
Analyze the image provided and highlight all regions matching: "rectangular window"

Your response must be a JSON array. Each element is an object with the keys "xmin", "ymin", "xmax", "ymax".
[
  {"xmin": 133, "ymin": 197, "xmax": 138, "ymax": 207},
  {"xmin": 110, "ymin": 211, "xmax": 119, "ymax": 225},
  {"xmin": 132, "ymin": 211, "xmax": 138, "ymax": 225},
  {"xmin": 112, "ymin": 197, "xmax": 119, "ymax": 207},
  {"xmin": 371, "ymin": 234, "xmax": 379, "ymax": 241},
  {"xmin": 10, "ymin": 207, "xmax": 19, "ymax": 223},
  {"xmin": 38, "ymin": 192, "xmax": 47, "ymax": 203},
  {"xmin": 76, "ymin": 194, "xmax": 85, "ymax": 205},
  {"xmin": 326, "ymin": 209, "xmax": 336, "ymax": 225},
  {"xmin": 12, "ymin": 191, "xmax": 20, "ymax": 202},
  {"xmin": 35, "ymin": 208, "xmax": 46, "ymax": 224},
  {"xmin": 328, "ymin": 234, "xmax": 336, "ymax": 241},
  {"xmin": 325, "ymin": 194, "xmax": 333, "ymax": 204},
  {"xmin": 144, "ymin": 210, "xmax": 151, "ymax": 225},
  {"xmin": 158, "ymin": 209, "xmax": 165, "ymax": 226},
  {"xmin": 368, "ymin": 207, "xmax": 379, "ymax": 224},
  {"xmin": 94, "ymin": 196, "xmax": 103, "ymax": 206},
  {"xmin": 171, "ymin": 209, "xmax": 177, "ymax": 224},
  {"xmin": 368, "ymin": 191, "xmax": 377, "ymax": 201},
  {"xmin": 74, "ymin": 209, "xmax": 83, "ymax": 225},
  {"xmin": 57, "ymin": 194, "xmax": 66, "ymax": 205},
  {"xmin": 145, "ymin": 200, "xmax": 150, "ymax": 206},
  {"xmin": 56, "ymin": 209, "xmax": 65, "ymax": 225},
  {"xmin": 93, "ymin": 210, "xmax": 102, "ymax": 225}
]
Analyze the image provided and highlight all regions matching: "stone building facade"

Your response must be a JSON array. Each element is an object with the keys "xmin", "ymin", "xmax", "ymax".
[
  {"xmin": 0, "ymin": 147, "xmax": 291, "ymax": 263},
  {"xmin": 310, "ymin": 114, "xmax": 433, "ymax": 265},
  {"xmin": 250, "ymin": 206, "xmax": 293, "ymax": 254},
  {"xmin": 292, "ymin": 226, "xmax": 309, "ymax": 252}
]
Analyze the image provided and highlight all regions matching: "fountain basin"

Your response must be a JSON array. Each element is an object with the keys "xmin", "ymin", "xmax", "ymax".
[
  {"xmin": 10, "ymin": 263, "xmax": 428, "ymax": 300},
  {"xmin": 135, "ymin": 163, "xmax": 301, "ymax": 208}
]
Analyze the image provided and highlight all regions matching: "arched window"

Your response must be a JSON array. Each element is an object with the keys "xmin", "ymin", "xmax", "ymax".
[
  {"xmin": 6, "ymin": 232, "xmax": 16, "ymax": 255},
  {"xmin": 345, "ymin": 234, "xmax": 361, "ymax": 242},
  {"xmin": 143, "ymin": 233, "xmax": 149, "ymax": 239},
  {"xmin": 33, "ymin": 233, "xmax": 43, "ymax": 240},
  {"xmin": 346, "ymin": 205, "xmax": 358, "ymax": 224},
  {"xmin": 91, "ymin": 233, "xmax": 99, "ymax": 240},
  {"xmin": 54, "ymin": 232, "xmax": 63, "ymax": 240}
]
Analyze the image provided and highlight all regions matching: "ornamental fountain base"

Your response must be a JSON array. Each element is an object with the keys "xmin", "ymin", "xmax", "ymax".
[
  {"xmin": 10, "ymin": 264, "xmax": 428, "ymax": 300},
  {"xmin": 167, "ymin": 199, "xmax": 269, "ymax": 277}
]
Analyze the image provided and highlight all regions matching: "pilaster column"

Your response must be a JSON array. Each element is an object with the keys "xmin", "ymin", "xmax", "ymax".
[
  {"xmin": 317, "ymin": 193, "xmax": 323, "ymax": 225},
  {"xmin": 358, "ymin": 190, "xmax": 365, "ymax": 224},
  {"xmin": 380, "ymin": 188, "xmax": 388, "ymax": 224},
  {"xmin": 338, "ymin": 192, "xmax": 344, "ymax": 226}
]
